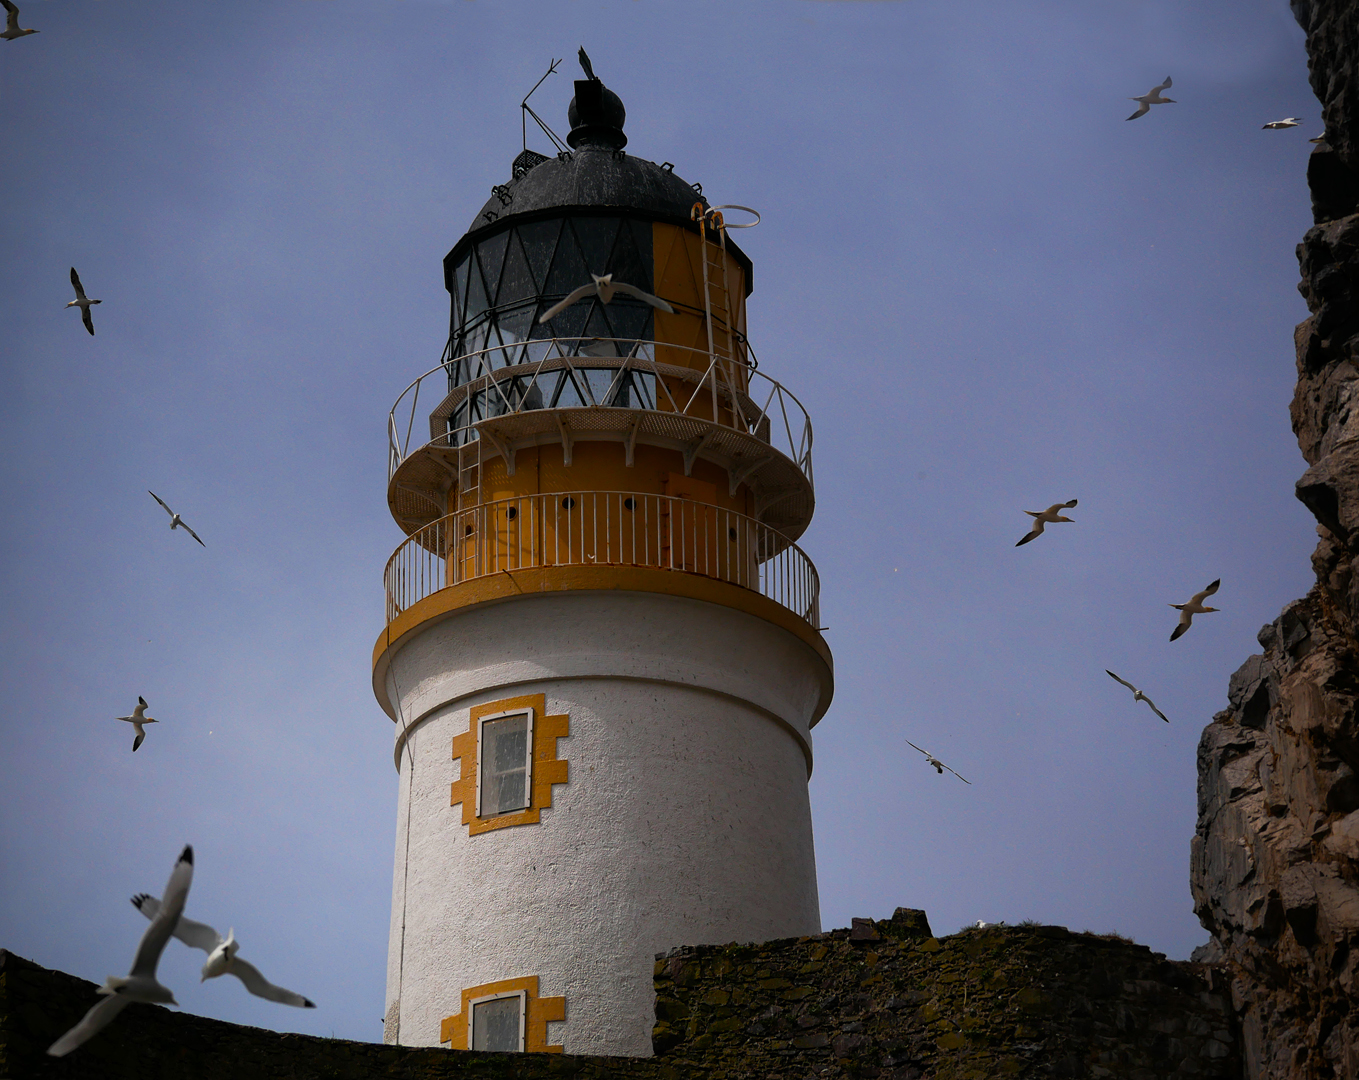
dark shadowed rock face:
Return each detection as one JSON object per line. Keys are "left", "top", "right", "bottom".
{"left": 1191, "top": 2, "right": 1359, "bottom": 1077}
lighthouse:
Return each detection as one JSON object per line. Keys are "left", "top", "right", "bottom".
{"left": 374, "top": 57, "right": 833, "bottom": 1057}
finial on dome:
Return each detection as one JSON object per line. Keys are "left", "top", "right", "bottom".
{"left": 578, "top": 47, "right": 597, "bottom": 82}
{"left": 567, "top": 49, "right": 626, "bottom": 150}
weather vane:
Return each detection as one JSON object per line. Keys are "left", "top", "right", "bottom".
{"left": 520, "top": 57, "right": 569, "bottom": 155}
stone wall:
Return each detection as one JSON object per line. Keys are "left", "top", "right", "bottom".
{"left": 1189, "top": 2, "right": 1359, "bottom": 1078}
{"left": 4, "top": 911, "right": 1239, "bottom": 1079}
{"left": 652, "top": 909, "right": 1238, "bottom": 1080}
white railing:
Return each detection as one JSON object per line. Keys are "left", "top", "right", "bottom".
{"left": 383, "top": 490, "right": 820, "bottom": 629}
{"left": 387, "top": 337, "right": 813, "bottom": 487}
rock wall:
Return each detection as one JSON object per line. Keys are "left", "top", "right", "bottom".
{"left": 1189, "top": 2, "right": 1359, "bottom": 1077}
{"left": 652, "top": 909, "right": 1238, "bottom": 1080}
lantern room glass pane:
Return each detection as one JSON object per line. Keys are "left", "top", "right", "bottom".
{"left": 447, "top": 215, "right": 657, "bottom": 387}
{"left": 471, "top": 995, "right": 522, "bottom": 1052}
{"left": 477, "top": 231, "right": 509, "bottom": 302}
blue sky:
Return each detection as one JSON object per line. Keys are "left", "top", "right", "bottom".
{"left": 0, "top": 0, "right": 1319, "bottom": 1045}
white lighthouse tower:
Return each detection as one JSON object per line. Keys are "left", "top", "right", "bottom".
{"left": 375, "top": 60, "right": 833, "bottom": 1057}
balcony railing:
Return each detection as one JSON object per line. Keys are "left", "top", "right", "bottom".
{"left": 388, "top": 337, "right": 813, "bottom": 489}
{"left": 383, "top": 490, "right": 820, "bottom": 630}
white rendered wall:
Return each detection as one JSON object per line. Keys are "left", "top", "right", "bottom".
{"left": 380, "top": 590, "right": 830, "bottom": 1057}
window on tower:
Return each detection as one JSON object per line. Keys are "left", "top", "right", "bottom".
{"left": 469, "top": 990, "right": 526, "bottom": 1052}
{"left": 476, "top": 709, "right": 533, "bottom": 817}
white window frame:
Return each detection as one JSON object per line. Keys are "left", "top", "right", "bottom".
{"left": 468, "top": 989, "right": 527, "bottom": 1052}
{"left": 474, "top": 708, "right": 535, "bottom": 818}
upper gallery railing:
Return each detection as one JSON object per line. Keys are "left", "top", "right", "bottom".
{"left": 383, "top": 490, "right": 820, "bottom": 630}
{"left": 388, "top": 337, "right": 813, "bottom": 487}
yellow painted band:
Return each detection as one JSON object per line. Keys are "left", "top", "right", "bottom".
{"left": 371, "top": 566, "right": 833, "bottom": 723}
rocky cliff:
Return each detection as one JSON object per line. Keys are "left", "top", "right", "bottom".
{"left": 1190, "top": 2, "right": 1359, "bottom": 1077}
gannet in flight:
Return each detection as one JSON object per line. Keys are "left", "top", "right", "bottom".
{"left": 117, "top": 696, "right": 158, "bottom": 751}
{"left": 1105, "top": 670, "right": 1170, "bottom": 723}
{"left": 906, "top": 740, "right": 971, "bottom": 784}
{"left": 1310, "top": 134, "right": 1327, "bottom": 144}
{"left": 538, "top": 274, "right": 674, "bottom": 324}
{"left": 1169, "top": 578, "right": 1220, "bottom": 641}
{"left": 148, "top": 491, "right": 206, "bottom": 546}
{"left": 48, "top": 846, "right": 193, "bottom": 1057}
{"left": 132, "top": 895, "right": 316, "bottom": 1008}
{"left": 1, "top": 0, "right": 38, "bottom": 40}
{"left": 1015, "top": 499, "right": 1078, "bottom": 547}
{"left": 66, "top": 268, "right": 100, "bottom": 335}
{"left": 1126, "top": 77, "right": 1175, "bottom": 121}
{"left": 1262, "top": 117, "right": 1302, "bottom": 129}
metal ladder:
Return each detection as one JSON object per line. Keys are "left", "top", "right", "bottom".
{"left": 693, "top": 206, "right": 740, "bottom": 428}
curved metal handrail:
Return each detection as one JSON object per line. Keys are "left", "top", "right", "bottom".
{"left": 387, "top": 337, "right": 813, "bottom": 488}
{"left": 382, "top": 490, "right": 820, "bottom": 630}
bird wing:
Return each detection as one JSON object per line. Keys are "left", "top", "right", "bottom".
{"left": 942, "top": 762, "right": 972, "bottom": 784}
{"left": 538, "top": 284, "right": 596, "bottom": 324}
{"left": 1106, "top": 670, "right": 1137, "bottom": 693}
{"left": 82, "top": 306, "right": 95, "bottom": 335}
{"left": 1169, "top": 613, "right": 1192, "bottom": 641}
{"left": 131, "top": 893, "right": 222, "bottom": 953}
{"left": 1156, "top": 77, "right": 1172, "bottom": 92}
{"left": 228, "top": 957, "right": 316, "bottom": 1008}
{"left": 1192, "top": 579, "right": 1221, "bottom": 604}
{"left": 130, "top": 846, "right": 193, "bottom": 978}
{"left": 905, "top": 740, "right": 930, "bottom": 758}
{"left": 1142, "top": 697, "right": 1170, "bottom": 723}
{"left": 1015, "top": 521, "right": 1044, "bottom": 546}
{"left": 132, "top": 731, "right": 144, "bottom": 752}
{"left": 181, "top": 522, "right": 206, "bottom": 547}
{"left": 610, "top": 281, "right": 676, "bottom": 313}
{"left": 577, "top": 46, "right": 596, "bottom": 81}
{"left": 1126, "top": 102, "right": 1150, "bottom": 121}
{"left": 148, "top": 491, "right": 175, "bottom": 518}
{"left": 139, "top": 696, "right": 148, "bottom": 708}
{"left": 1042, "top": 503, "right": 1069, "bottom": 515}
{"left": 1062, "top": 499, "right": 1078, "bottom": 508}
{"left": 47, "top": 993, "right": 131, "bottom": 1057}
{"left": 70, "top": 267, "right": 87, "bottom": 301}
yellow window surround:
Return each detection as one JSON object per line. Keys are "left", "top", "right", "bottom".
{"left": 439, "top": 975, "right": 565, "bottom": 1052}
{"left": 451, "top": 693, "right": 569, "bottom": 836}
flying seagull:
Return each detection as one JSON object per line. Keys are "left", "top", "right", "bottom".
{"left": 538, "top": 274, "right": 674, "bottom": 325}
{"left": 1015, "top": 499, "right": 1078, "bottom": 547}
{"left": 117, "top": 696, "right": 158, "bottom": 752}
{"left": 66, "top": 268, "right": 100, "bottom": 335}
{"left": 906, "top": 740, "right": 971, "bottom": 784}
{"left": 1169, "top": 578, "right": 1220, "bottom": 641}
{"left": 48, "top": 846, "right": 193, "bottom": 1057}
{"left": 132, "top": 895, "right": 316, "bottom": 1008}
{"left": 1105, "top": 670, "right": 1170, "bottom": 723}
{"left": 1126, "top": 77, "right": 1175, "bottom": 121}
{"left": 1, "top": 0, "right": 38, "bottom": 40}
{"left": 1262, "top": 117, "right": 1302, "bottom": 130}
{"left": 148, "top": 491, "right": 206, "bottom": 547}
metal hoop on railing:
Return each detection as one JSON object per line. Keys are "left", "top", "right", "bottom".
{"left": 708, "top": 204, "right": 760, "bottom": 229}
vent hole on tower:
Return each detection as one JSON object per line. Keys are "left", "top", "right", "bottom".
{"left": 623, "top": 498, "right": 636, "bottom": 511}
{"left": 562, "top": 497, "right": 576, "bottom": 510}
{"left": 465, "top": 525, "right": 474, "bottom": 537}
{"left": 728, "top": 527, "right": 738, "bottom": 541}
{"left": 507, "top": 506, "right": 517, "bottom": 520}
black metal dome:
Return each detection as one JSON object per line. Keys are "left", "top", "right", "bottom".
{"left": 447, "top": 76, "right": 751, "bottom": 289}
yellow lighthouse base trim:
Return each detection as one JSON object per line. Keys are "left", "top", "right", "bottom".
{"left": 450, "top": 694, "right": 570, "bottom": 836}
{"left": 439, "top": 975, "right": 565, "bottom": 1052}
